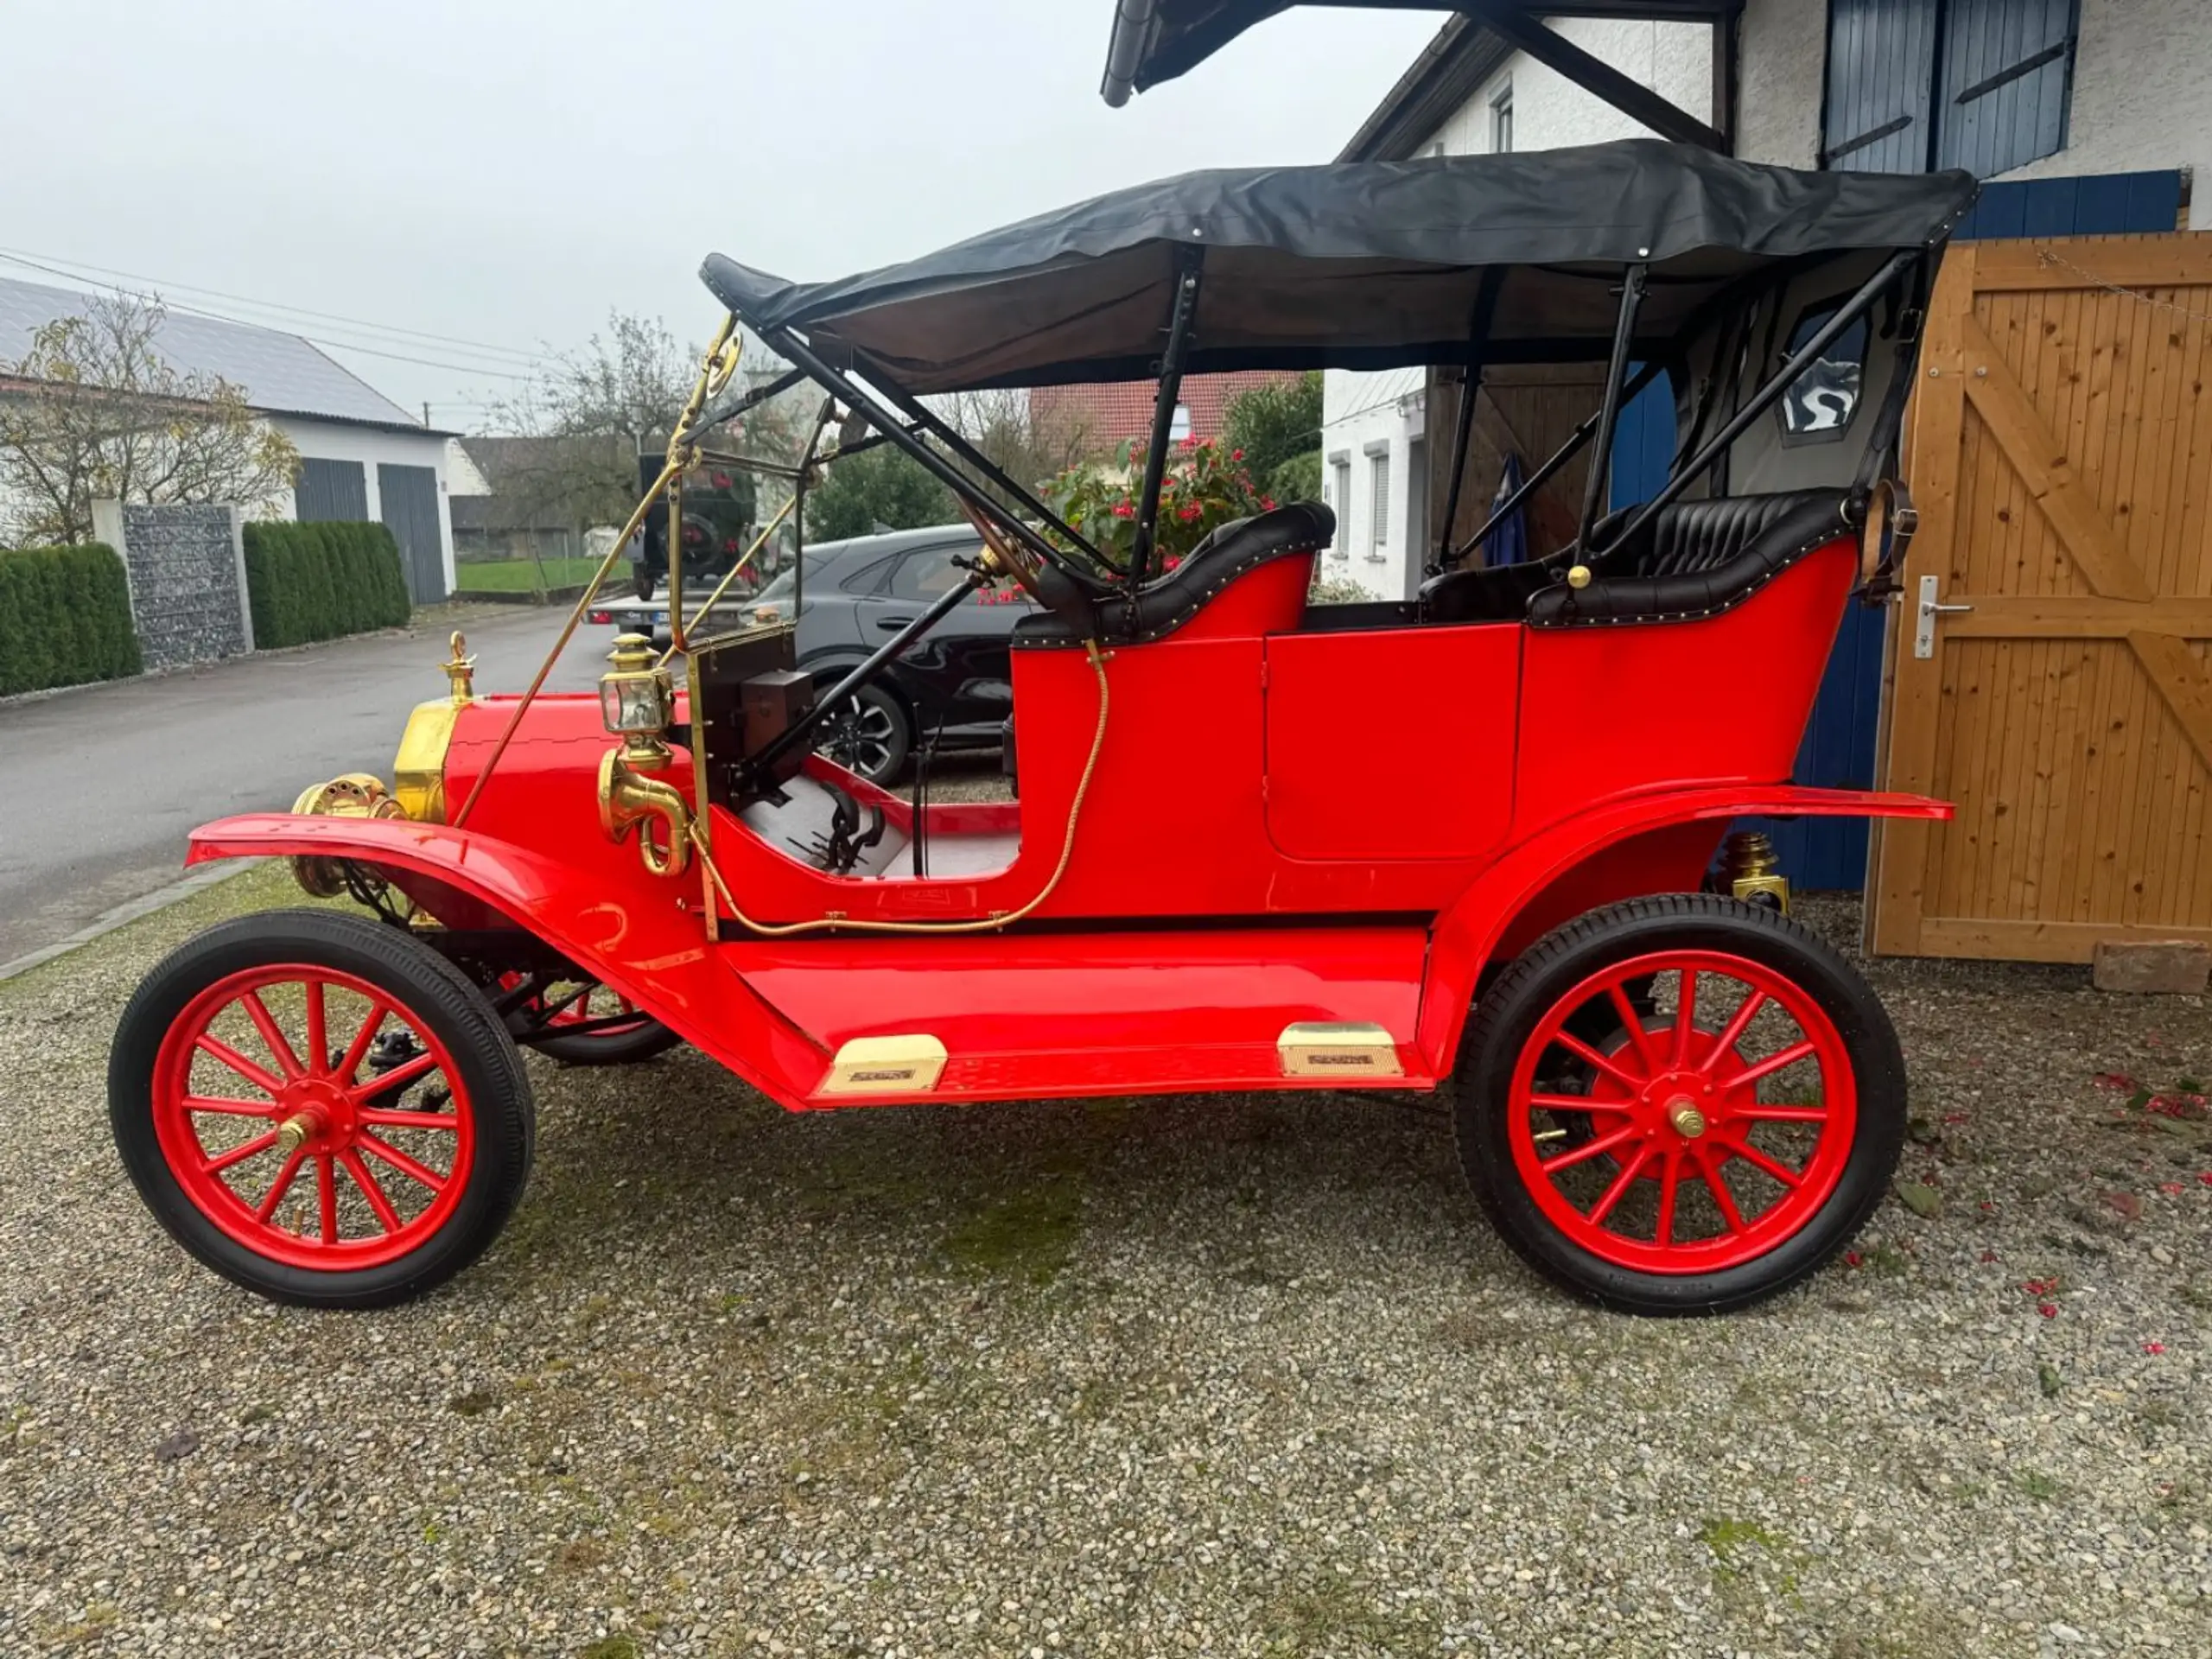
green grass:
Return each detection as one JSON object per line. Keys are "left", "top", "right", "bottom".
{"left": 454, "top": 556, "right": 603, "bottom": 593}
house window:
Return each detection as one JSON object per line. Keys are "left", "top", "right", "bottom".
{"left": 1168, "top": 403, "right": 1192, "bottom": 443}
{"left": 1776, "top": 302, "right": 1871, "bottom": 444}
{"left": 1821, "top": 0, "right": 2079, "bottom": 180}
{"left": 1490, "top": 82, "right": 1514, "bottom": 155}
{"left": 1328, "top": 454, "right": 1351, "bottom": 558}
{"left": 1365, "top": 445, "right": 1390, "bottom": 559}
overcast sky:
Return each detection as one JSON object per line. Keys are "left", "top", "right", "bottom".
{"left": 2, "top": 0, "right": 1439, "bottom": 429}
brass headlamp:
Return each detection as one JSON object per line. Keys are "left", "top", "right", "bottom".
{"left": 599, "top": 632, "right": 675, "bottom": 749}
{"left": 596, "top": 633, "right": 691, "bottom": 877}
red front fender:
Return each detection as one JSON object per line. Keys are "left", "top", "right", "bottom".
{"left": 1415, "top": 786, "right": 1952, "bottom": 1076}
{"left": 186, "top": 815, "right": 830, "bottom": 1104}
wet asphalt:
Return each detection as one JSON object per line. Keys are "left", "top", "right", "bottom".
{"left": 0, "top": 604, "right": 601, "bottom": 967}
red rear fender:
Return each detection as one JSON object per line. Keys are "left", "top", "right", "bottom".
{"left": 1416, "top": 785, "right": 1952, "bottom": 1075}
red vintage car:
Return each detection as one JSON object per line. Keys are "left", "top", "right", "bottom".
{"left": 110, "top": 141, "right": 1975, "bottom": 1313}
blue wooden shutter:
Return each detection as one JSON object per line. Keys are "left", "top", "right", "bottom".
{"left": 1821, "top": 0, "right": 1941, "bottom": 173}
{"left": 1936, "top": 0, "right": 2079, "bottom": 178}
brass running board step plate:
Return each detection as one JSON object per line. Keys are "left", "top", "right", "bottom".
{"left": 1277, "top": 1022, "right": 1403, "bottom": 1079}
{"left": 820, "top": 1033, "right": 949, "bottom": 1095}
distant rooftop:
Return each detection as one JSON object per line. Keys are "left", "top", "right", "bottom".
{"left": 0, "top": 274, "right": 436, "bottom": 434}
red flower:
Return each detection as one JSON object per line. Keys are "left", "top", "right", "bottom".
{"left": 2143, "top": 1341, "right": 2167, "bottom": 1355}
{"left": 1110, "top": 502, "right": 1135, "bottom": 518}
{"left": 1231, "top": 448, "right": 1244, "bottom": 461}
{"left": 1843, "top": 1250, "right": 1862, "bottom": 1268}
{"left": 1261, "top": 497, "right": 1276, "bottom": 511}
{"left": 2037, "top": 1303, "right": 2058, "bottom": 1319}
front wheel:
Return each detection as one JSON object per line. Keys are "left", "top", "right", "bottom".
{"left": 1455, "top": 894, "right": 1904, "bottom": 1315}
{"left": 110, "top": 909, "right": 535, "bottom": 1309}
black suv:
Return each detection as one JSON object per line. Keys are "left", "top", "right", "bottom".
{"left": 751, "top": 524, "right": 1034, "bottom": 783}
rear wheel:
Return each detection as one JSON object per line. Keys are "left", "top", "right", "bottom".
{"left": 1455, "top": 894, "right": 1904, "bottom": 1314}
{"left": 110, "top": 909, "right": 534, "bottom": 1309}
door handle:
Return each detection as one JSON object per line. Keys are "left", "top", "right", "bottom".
{"left": 876, "top": 616, "right": 916, "bottom": 632}
{"left": 1913, "top": 575, "right": 1973, "bottom": 659}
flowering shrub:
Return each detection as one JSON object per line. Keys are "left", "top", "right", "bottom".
{"left": 1039, "top": 436, "right": 1274, "bottom": 574}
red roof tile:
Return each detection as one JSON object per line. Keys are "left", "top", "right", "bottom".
{"left": 1030, "top": 371, "right": 1301, "bottom": 454}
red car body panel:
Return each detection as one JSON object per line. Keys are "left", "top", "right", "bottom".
{"left": 187, "top": 534, "right": 1952, "bottom": 1112}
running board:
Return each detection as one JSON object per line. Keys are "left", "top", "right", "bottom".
{"left": 725, "top": 926, "right": 1435, "bottom": 1105}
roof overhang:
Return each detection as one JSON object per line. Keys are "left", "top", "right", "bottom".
{"left": 1102, "top": 2, "right": 1742, "bottom": 154}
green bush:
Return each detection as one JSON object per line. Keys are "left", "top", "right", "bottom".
{"left": 243, "top": 520, "right": 410, "bottom": 648}
{"left": 0, "top": 543, "right": 143, "bottom": 696}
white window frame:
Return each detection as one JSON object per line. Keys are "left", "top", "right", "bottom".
{"left": 1363, "top": 442, "right": 1390, "bottom": 563}
{"left": 1327, "top": 452, "right": 1351, "bottom": 559}
{"left": 1490, "top": 80, "right": 1514, "bottom": 155}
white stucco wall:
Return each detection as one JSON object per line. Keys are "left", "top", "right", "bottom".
{"left": 268, "top": 417, "right": 457, "bottom": 596}
{"left": 1733, "top": 0, "right": 1825, "bottom": 168}
{"left": 1319, "top": 365, "right": 1424, "bottom": 601}
{"left": 1323, "top": 16, "right": 1712, "bottom": 589}
{"left": 1737, "top": 0, "right": 2209, "bottom": 226}
{"left": 1428, "top": 18, "right": 1713, "bottom": 155}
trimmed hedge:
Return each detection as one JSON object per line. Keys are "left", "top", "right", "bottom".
{"left": 243, "top": 521, "right": 410, "bottom": 648}
{"left": 0, "top": 543, "right": 143, "bottom": 696}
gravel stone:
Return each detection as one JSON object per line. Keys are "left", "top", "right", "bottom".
{"left": 1, "top": 869, "right": 2207, "bottom": 1656}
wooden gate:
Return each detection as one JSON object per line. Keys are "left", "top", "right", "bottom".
{"left": 1870, "top": 233, "right": 2212, "bottom": 960}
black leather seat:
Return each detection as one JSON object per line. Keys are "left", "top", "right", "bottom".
{"left": 1014, "top": 501, "right": 1334, "bottom": 648}
{"left": 1527, "top": 488, "right": 1853, "bottom": 626}
{"left": 1419, "top": 488, "right": 1853, "bottom": 627}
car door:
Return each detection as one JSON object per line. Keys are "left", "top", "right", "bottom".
{"left": 863, "top": 538, "right": 1032, "bottom": 742}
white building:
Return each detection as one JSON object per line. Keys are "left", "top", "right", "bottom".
{"left": 1322, "top": 0, "right": 2209, "bottom": 599}
{"left": 0, "top": 275, "right": 459, "bottom": 600}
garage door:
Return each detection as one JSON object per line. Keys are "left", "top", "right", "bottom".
{"left": 378, "top": 463, "right": 446, "bottom": 603}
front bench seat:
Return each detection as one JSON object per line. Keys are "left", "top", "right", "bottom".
{"left": 1014, "top": 501, "right": 1333, "bottom": 649}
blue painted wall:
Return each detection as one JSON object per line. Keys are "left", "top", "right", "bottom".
{"left": 1603, "top": 168, "right": 2182, "bottom": 890}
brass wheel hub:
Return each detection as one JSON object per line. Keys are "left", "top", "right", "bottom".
{"left": 1667, "top": 1097, "right": 1708, "bottom": 1139}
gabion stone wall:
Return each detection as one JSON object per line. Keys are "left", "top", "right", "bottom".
{"left": 115, "top": 503, "right": 252, "bottom": 670}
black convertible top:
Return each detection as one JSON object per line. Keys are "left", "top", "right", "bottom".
{"left": 700, "top": 143, "right": 1974, "bottom": 395}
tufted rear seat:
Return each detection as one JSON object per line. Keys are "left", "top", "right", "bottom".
{"left": 1421, "top": 488, "right": 1855, "bottom": 627}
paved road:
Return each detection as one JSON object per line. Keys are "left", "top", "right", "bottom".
{"left": 0, "top": 606, "right": 604, "bottom": 966}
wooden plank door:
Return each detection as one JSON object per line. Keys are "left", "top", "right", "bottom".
{"left": 1870, "top": 233, "right": 2212, "bottom": 961}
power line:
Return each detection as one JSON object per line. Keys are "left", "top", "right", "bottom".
{"left": 0, "top": 250, "right": 543, "bottom": 383}
{"left": 0, "top": 243, "right": 546, "bottom": 366}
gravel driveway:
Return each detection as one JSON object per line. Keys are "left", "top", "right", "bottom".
{"left": 3, "top": 868, "right": 2208, "bottom": 1657}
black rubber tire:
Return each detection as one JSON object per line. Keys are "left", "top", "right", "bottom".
{"left": 815, "top": 683, "right": 912, "bottom": 785}
{"left": 109, "top": 909, "right": 536, "bottom": 1310}
{"left": 533, "top": 1018, "right": 682, "bottom": 1068}
{"left": 1453, "top": 893, "right": 1906, "bottom": 1316}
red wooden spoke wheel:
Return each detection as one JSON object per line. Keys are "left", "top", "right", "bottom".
{"left": 1456, "top": 896, "right": 1904, "bottom": 1315}
{"left": 1506, "top": 950, "right": 1855, "bottom": 1275}
{"left": 111, "top": 910, "right": 534, "bottom": 1308}
{"left": 150, "top": 965, "right": 477, "bottom": 1272}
